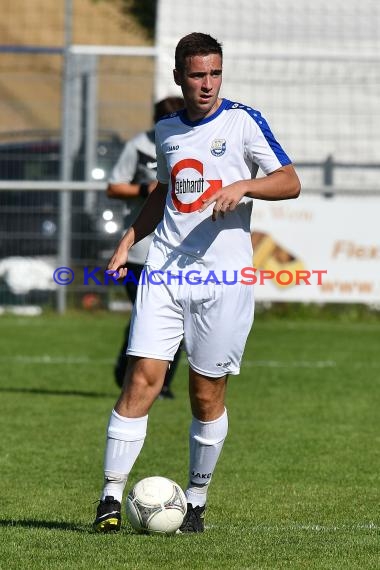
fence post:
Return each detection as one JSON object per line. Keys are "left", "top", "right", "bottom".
{"left": 323, "top": 154, "right": 334, "bottom": 197}
{"left": 58, "top": 0, "right": 74, "bottom": 314}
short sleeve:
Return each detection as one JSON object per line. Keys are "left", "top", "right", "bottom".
{"left": 155, "top": 124, "right": 170, "bottom": 184}
{"left": 108, "top": 139, "right": 139, "bottom": 184}
{"left": 244, "top": 109, "right": 292, "bottom": 175}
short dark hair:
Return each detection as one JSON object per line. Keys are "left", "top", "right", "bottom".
{"left": 175, "top": 32, "right": 223, "bottom": 74}
{"left": 154, "top": 96, "right": 184, "bottom": 122}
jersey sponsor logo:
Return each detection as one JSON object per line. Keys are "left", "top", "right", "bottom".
{"left": 171, "top": 158, "right": 222, "bottom": 213}
{"left": 210, "top": 138, "right": 226, "bottom": 157}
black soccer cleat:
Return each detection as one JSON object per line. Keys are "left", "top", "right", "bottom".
{"left": 178, "top": 503, "right": 206, "bottom": 533}
{"left": 93, "top": 495, "right": 121, "bottom": 533}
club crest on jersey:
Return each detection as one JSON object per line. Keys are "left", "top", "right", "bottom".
{"left": 210, "top": 138, "right": 226, "bottom": 157}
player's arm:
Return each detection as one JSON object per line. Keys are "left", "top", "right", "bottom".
{"left": 244, "top": 164, "right": 300, "bottom": 200}
{"left": 106, "top": 182, "right": 167, "bottom": 278}
{"left": 200, "top": 164, "right": 300, "bottom": 221}
{"left": 107, "top": 180, "right": 157, "bottom": 199}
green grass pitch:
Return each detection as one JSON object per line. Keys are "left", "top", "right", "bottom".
{"left": 0, "top": 310, "right": 379, "bottom": 569}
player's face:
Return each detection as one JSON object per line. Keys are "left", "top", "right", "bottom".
{"left": 174, "top": 53, "right": 223, "bottom": 122}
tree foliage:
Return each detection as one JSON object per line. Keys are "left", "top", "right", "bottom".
{"left": 92, "top": 0, "right": 157, "bottom": 38}
{"left": 122, "top": 0, "right": 157, "bottom": 37}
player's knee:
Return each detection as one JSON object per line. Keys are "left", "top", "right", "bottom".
{"left": 127, "top": 357, "right": 165, "bottom": 389}
{"left": 191, "top": 393, "right": 225, "bottom": 421}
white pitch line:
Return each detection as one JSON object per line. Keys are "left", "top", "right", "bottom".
{"left": 244, "top": 360, "right": 380, "bottom": 369}
{"left": 0, "top": 356, "right": 336, "bottom": 367}
{"left": 0, "top": 356, "right": 379, "bottom": 369}
{"left": 0, "top": 355, "right": 114, "bottom": 364}
{"left": 257, "top": 321, "right": 380, "bottom": 332}
{"left": 0, "top": 354, "right": 380, "bottom": 368}
{"left": 206, "top": 522, "right": 379, "bottom": 532}
{"left": 243, "top": 360, "right": 336, "bottom": 368}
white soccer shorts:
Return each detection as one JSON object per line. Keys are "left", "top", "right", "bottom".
{"left": 126, "top": 265, "right": 255, "bottom": 377}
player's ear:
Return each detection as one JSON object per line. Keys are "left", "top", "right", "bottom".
{"left": 173, "top": 68, "right": 181, "bottom": 86}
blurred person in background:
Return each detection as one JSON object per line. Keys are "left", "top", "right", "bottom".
{"left": 107, "top": 96, "right": 184, "bottom": 398}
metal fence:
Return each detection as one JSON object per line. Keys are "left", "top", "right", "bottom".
{"left": 1, "top": 0, "right": 380, "bottom": 312}
{"left": 0, "top": 181, "right": 120, "bottom": 313}
{"left": 0, "top": 41, "right": 156, "bottom": 312}
{"left": 2, "top": 176, "right": 379, "bottom": 313}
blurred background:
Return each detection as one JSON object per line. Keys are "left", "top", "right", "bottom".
{"left": 0, "top": 0, "right": 379, "bottom": 313}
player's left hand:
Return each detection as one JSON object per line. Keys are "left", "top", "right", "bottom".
{"left": 199, "top": 181, "right": 247, "bottom": 221}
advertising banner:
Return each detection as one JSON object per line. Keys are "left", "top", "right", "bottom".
{"left": 251, "top": 194, "right": 380, "bottom": 303}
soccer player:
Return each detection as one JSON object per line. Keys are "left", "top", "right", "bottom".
{"left": 107, "top": 96, "right": 184, "bottom": 397}
{"left": 93, "top": 32, "right": 300, "bottom": 533}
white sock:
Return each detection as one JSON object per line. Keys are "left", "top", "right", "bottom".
{"left": 101, "top": 409, "right": 148, "bottom": 503}
{"left": 185, "top": 408, "right": 228, "bottom": 508}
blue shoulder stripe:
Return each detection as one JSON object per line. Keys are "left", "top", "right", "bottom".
{"left": 226, "top": 100, "right": 292, "bottom": 166}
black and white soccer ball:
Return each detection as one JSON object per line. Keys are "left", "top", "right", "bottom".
{"left": 126, "top": 476, "right": 187, "bottom": 534}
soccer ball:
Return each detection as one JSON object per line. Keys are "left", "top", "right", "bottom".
{"left": 126, "top": 476, "right": 187, "bottom": 534}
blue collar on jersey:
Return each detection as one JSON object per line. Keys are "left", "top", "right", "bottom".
{"left": 179, "top": 98, "right": 231, "bottom": 126}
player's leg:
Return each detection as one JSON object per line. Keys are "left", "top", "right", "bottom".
{"left": 113, "top": 319, "right": 131, "bottom": 388}
{"left": 94, "top": 271, "right": 183, "bottom": 532}
{"left": 179, "top": 371, "right": 228, "bottom": 533}
{"left": 179, "top": 280, "right": 254, "bottom": 532}
{"left": 115, "top": 356, "right": 169, "bottom": 417}
{"left": 159, "top": 343, "right": 182, "bottom": 399}
{"left": 116, "top": 325, "right": 181, "bottom": 400}
{"left": 94, "top": 356, "right": 168, "bottom": 532}
{"left": 115, "top": 261, "right": 180, "bottom": 399}
{"left": 113, "top": 262, "right": 142, "bottom": 388}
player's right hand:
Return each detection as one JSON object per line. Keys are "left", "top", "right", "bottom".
{"left": 106, "top": 227, "right": 136, "bottom": 279}
{"left": 106, "top": 245, "right": 130, "bottom": 280}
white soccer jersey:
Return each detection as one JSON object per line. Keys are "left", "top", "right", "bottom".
{"left": 148, "top": 98, "right": 292, "bottom": 272}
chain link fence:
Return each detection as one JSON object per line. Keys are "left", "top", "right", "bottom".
{"left": 1, "top": 0, "right": 379, "bottom": 312}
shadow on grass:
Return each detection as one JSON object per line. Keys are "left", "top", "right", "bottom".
{"left": 0, "top": 518, "right": 138, "bottom": 536}
{"left": 0, "top": 387, "right": 116, "bottom": 398}
{"left": 0, "top": 518, "right": 90, "bottom": 533}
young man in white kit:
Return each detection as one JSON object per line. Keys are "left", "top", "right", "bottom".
{"left": 94, "top": 32, "right": 300, "bottom": 533}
